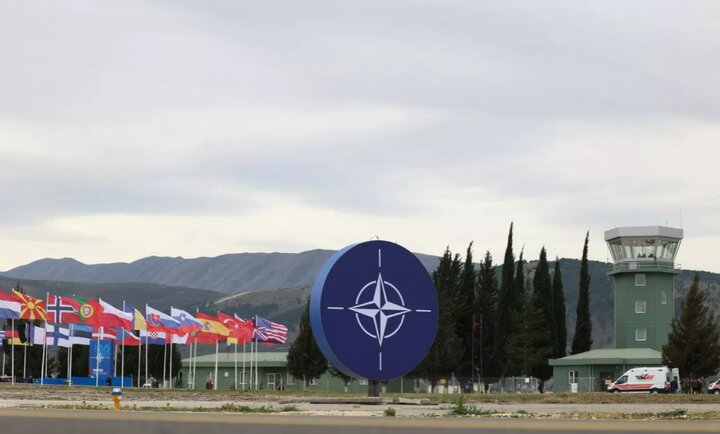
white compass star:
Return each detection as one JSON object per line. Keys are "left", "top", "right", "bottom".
{"left": 349, "top": 272, "right": 411, "bottom": 346}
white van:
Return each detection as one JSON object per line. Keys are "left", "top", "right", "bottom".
{"left": 607, "top": 367, "right": 677, "bottom": 393}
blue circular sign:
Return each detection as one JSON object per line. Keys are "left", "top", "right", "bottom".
{"left": 310, "top": 240, "right": 438, "bottom": 381}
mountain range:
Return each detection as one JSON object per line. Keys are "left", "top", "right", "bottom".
{"left": 3, "top": 252, "right": 720, "bottom": 351}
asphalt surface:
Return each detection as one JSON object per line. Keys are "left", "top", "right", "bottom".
{"left": 1, "top": 409, "right": 719, "bottom": 434}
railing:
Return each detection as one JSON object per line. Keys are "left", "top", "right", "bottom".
{"left": 607, "top": 261, "right": 681, "bottom": 274}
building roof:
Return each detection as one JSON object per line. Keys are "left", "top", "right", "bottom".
{"left": 181, "top": 351, "right": 288, "bottom": 368}
{"left": 604, "top": 226, "right": 683, "bottom": 242}
{"left": 549, "top": 348, "right": 662, "bottom": 366}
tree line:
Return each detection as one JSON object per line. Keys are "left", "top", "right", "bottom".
{"left": 288, "top": 224, "right": 595, "bottom": 387}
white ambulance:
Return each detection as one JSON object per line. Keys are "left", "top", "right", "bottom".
{"left": 708, "top": 378, "right": 720, "bottom": 394}
{"left": 607, "top": 367, "right": 677, "bottom": 393}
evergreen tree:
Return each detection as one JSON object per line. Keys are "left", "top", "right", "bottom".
{"left": 456, "top": 242, "right": 477, "bottom": 378}
{"left": 514, "top": 249, "right": 525, "bottom": 296}
{"left": 475, "top": 251, "right": 498, "bottom": 381}
{"left": 552, "top": 258, "right": 567, "bottom": 358}
{"left": 286, "top": 302, "right": 327, "bottom": 387}
{"left": 530, "top": 247, "right": 555, "bottom": 380}
{"left": 571, "top": 231, "right": 592, "bottom": 354}
{"left": 503, "top": 292, "right": 553, "bottom": 378}
{"left": 414, "top": 247, "right": 462, "bottom": 389}
{"left": 662, "top": 274, "right": 720, "bottom": 379}
{"left": 494, "top": 223, "right": 516, "bottom": 375}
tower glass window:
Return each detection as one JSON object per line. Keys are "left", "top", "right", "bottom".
{"left": 635, "top": 274, "right": 646, "bottom": 286}
{"left": 635, "top": 300, "right": 646, "bottom": 313}
{"left": 635, "top": 328, "right": 647, "bottom": 341}
{"left": 661, "top": 291, "right": 668, "bottom": 304}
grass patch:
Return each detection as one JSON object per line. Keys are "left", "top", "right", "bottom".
{"left": 384, "top": 407, "right": 397, "bottom": 417}
{"left": 449, "top": 396, "right": 498, "bottom": 417}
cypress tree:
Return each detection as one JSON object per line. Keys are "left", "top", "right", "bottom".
{"left": 571, "top": 231, "right": 592, "bottom": 354}
{"left": 662, "top": 274, "right": 720, "bottom": 378}
{"left": 504, "top": 292, "right": 553, "bottom": 378}
{"left": 552, "top": 258, "right": 567, "bottom": 358}
{"left": 514, "top": 249, "right": 525, "bottom": 296}
{"left": 414, "top": 247, "right": 462, "bottom": 389}
{"left": 494, "top": 223, "right": 516, "bottom": 375}
{"left": 475, "top": 251, "right": 498, "bottom": 381}
{"left": 530, "top": 247, "right": 554, "bottom": 380}
{"left": 456, "top": 242, "right": 477, "bottom": 378}
{"left": 287, "top": 302, "right": 328, "bottom": 387}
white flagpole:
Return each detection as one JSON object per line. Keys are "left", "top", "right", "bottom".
{"left": 193, "top": 338, "right": 198, "bottom": 389}
{"left": 137, "top": 337, "right": 141, "bottom": 388}
{"left": 95, "top": 326, "right": 101, "bottom": 387}
{"left": 234, "top": 342, "right": 238, "bottom": 390}
{"left": 144, "top": 304, "right": 148, "bottom": 386}
{"left": 169, "top": 337, "right": 173, "bottom": 389}
{"left": 1, "top": 344, "right": 5, "bottom": 378}
{"left": 22, "top": 342, "right": 26, "bottom": 382}
{"left": 44, "top": 292, "right": 49, "bottom": 381}
{"left": 162, "top": 337, "right": 167, "bottom": 389}
{"left": 68, "top": 324, "right": 73, "bottom": 385}
{"left": 11, "top": 318, "right": 15, "bottom": 385}
{"left": 213, "top": 339, "right": 219, "bottom": 390}
{"left": 121, "top": 301, "right": 125, "bottom": 388}
{"left": 254, "top": 340, "right": 258, "bottom": 390}
{"left": 242, "top": 340, "right": 246, "bottom": 390}
{"left": 68, "top": 324, "right": 74, "bottom": 387}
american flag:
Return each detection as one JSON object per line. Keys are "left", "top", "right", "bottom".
{"left": 254, "top": 316, "right": 288, "bottom": 344}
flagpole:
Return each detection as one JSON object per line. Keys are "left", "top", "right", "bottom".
{"left": 214, "top": 339, "right": 219, "bottom": 390}
{"left": 22, "top": 342, "right": 26, "bottom": 382}
{"left": 254, "top": 340, "right": 258, "bottom": 390}
{"left": 42, "top": 291, "right": 49, "bottom": 384}
{"left": 169, "top": 338, "right": 173, "bottom": 389}
{"left": 145, "top": 304, "right": 149, "bottom": 387}
{"left": 11, "top": 318, "right": 15, "bottom": 385}
{"left": 193, "top": 338, "right": 198, "bottom": 389}
{"left": 137, "top": 338, "right": 141, "bottom": 388}
{"left": 121, "top": 301, "right": 125, "bottom": 388}
{"left": 162, "top": 337, "right": 167, "bottom": 389}
{"left": 234, "top": 342, "right": 238, "bottom": 390}
{"left": 95, "top": 326, "right": 101, "bottom": 387}
{"left": 242, "top": 340, "right": 246, "bottom": 390}
{"left": 68, "top": 324, "right": 73, "bottom": 386}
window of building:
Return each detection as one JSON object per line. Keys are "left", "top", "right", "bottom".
{"left": 286, "top": 373, "right": 295, "bottom": 385}
{"left": 569, "top": 370, "right": 580, "bottom": 384}
{"left": 359, "top": 379, "right": 368, "bottom": 385}
{"left": 309, "top": 377, "right": 318, "bottom": 386}
{"left": 661, "top": 291, "right": 668, "bottom": 304}
{"left": 635, "top": 274, "right": 646, "bottom": 286}
{"left": 224, "top": 371, "right": 229, "bottom": 378}
{"left": 636, "top": 328, "right": 647, "bottom": 341}
{"left": 635, "top": 300, "right": 646, "bottom": 314}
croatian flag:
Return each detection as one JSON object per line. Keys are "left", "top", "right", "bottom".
{"left": 170, "top": 307, "right": 203, "bottom": 334}
{"left": 0, "top": 290, "right": 21, "bottom": 319}
{"left": 145, "top": 305, "right": 180, "bottom": 333}
{"left": 140, "top": 330, "right": 167, "bottom": 345}
{"left": 253, "top": 316, "right": 288, "bottom": 344}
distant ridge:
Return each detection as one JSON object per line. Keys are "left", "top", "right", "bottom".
{"left": 3, "top": 249, "right": 441, "bottom": 294}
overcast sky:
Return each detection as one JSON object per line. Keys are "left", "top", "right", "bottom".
{"left": 1, "top": 1, "right": 719, "bottom": 272}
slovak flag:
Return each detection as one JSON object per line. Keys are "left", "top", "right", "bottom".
{"left": 46, "top": 294, "right": 82, "bottom": 324}
{"left": 0, "top": 290, "right": 21, "bottom": 319}
{"left": 145, "top": 305, "right": 180, "bottom": 333}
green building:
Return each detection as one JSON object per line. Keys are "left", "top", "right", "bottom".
{"left": 550, "top": 226, "right": 683, "bottom": 392}
{"left": 179, "top": 351, "right": 416, "bottom": 393}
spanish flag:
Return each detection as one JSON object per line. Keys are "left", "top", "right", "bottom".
{"left": 12, "top": 290, "right": 46, "bottom": 321}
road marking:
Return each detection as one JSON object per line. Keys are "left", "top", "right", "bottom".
{"left": 0, "top": 409, "right": 717, "bottom": 432}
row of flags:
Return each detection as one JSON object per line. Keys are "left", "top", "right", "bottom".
{"left": 0, "top": 289, "right": 288, "bottom": 347}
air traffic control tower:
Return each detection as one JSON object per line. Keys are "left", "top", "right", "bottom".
{"left": 605, "top": 226, "right": 683, "bottom": 351}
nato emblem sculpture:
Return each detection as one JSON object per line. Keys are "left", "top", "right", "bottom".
{"left": 310, "top": 240, "right": 439, "bottom": 381}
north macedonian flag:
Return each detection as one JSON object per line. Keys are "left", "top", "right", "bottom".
{"left": 12, "top": 290, "right": 46, "bottom": 321}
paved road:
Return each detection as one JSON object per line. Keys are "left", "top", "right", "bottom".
{"left": 1, "top": 409, "right": 718, "bottom": 434}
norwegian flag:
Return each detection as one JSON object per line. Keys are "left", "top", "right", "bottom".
{"left": 253, "top": 316, "right": 288, "bottom": 344}
{"left": 46, "top": 294, "right": 82, "bottom": 324}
